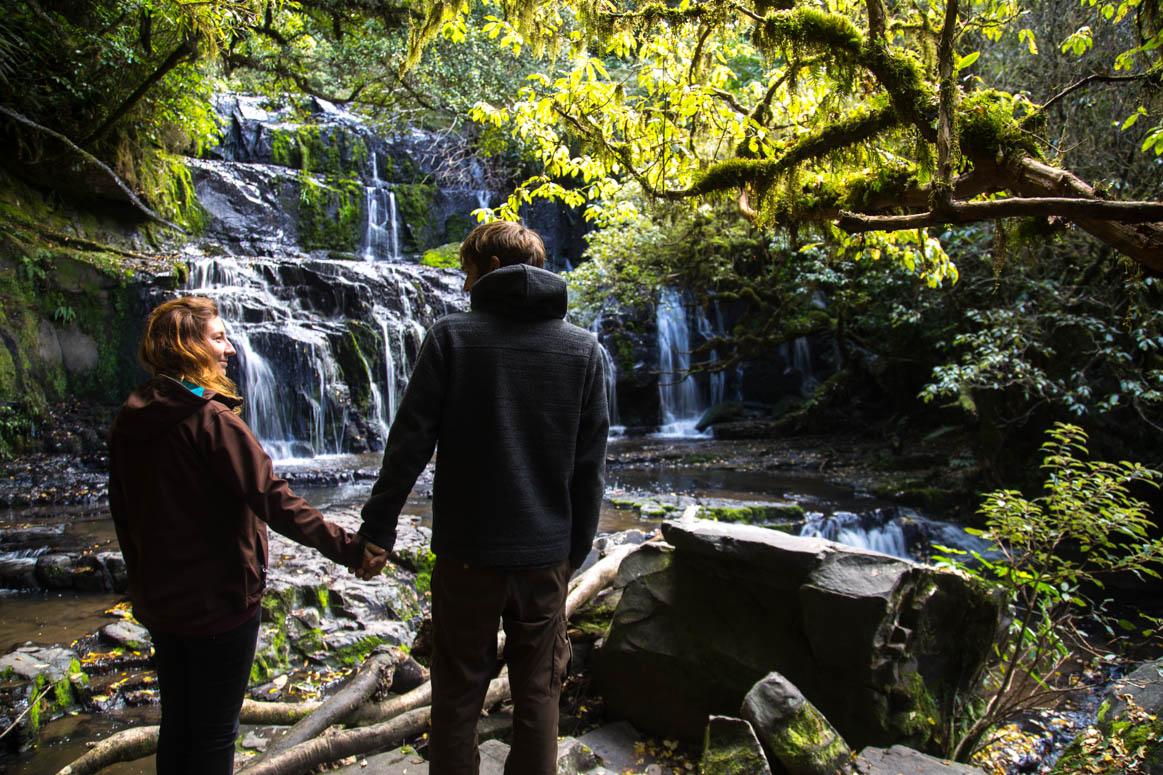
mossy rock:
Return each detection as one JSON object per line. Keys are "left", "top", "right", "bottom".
{"left": 421, "top": 242, "right": 461, "bottom": 269}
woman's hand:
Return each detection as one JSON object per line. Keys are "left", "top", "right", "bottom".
{"left": 354, "top": 540, "right": 389, "bottom": 580}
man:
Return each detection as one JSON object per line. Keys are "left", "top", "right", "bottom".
{"left": 357, "top": 221, "right": 610, "bottom": 774}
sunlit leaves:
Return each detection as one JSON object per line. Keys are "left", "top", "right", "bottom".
{"left": 1060, "top": 25, "right": 1094, "bottom": 55}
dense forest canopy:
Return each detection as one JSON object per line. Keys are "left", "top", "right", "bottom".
{"left": 2, "top": 0, "right": 1163, "bottom": 470}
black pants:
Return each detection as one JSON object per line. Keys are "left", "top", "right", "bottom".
{"left": 429, "top": 557, "right": 572, "bottom": 775}
{"left": 148, "top": 609, "right": 261, "bottom": 775}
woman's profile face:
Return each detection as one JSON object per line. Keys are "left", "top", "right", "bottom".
{"left": 204, "top": 316, "right": 237, "bottom": 376}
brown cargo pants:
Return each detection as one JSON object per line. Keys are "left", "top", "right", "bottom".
{"left": 428, "top": 556, "right": 572, "bottom": 775}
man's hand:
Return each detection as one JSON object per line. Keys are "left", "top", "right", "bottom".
{"left": 355, "top": 540, "right": 389, "bottom": 580}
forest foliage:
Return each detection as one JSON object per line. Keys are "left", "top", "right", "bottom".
{"left": 1, "top": 0, "right": 1163, "bottom": 466}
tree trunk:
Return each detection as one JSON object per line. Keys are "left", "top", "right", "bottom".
{"left": 54, "top": 725, "right": 160, "bottom": 775}
{"left": 81, "top": 36, "right": 201, "bottom": 148}
{"left": 253, "top": 648, "right": 405, "bottom": 762}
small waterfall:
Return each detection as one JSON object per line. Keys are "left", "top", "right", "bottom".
{"left": 782, "top": 336, "right": 819, "bottom": 397}
{"left": 800, "top": 510, "right": 909, "bottom": 558}
{"left": 589, "top": 315, "right": 622, "bottom": 434}
{"left": 655, "top": 289, "right": 707, "bottom": 437}
{"left": 363, "top": 154, "right": 401, "bottom": 261}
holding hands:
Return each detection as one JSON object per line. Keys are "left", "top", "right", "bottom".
{"left": 354, "top": 539, "right": 389, "bottom": 580}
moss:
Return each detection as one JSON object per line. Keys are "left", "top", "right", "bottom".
{"left": 706, "top": 503, "right": 805, "bottom": 524}
{"left": 335, "top": 327, "right": 372, "bottom": 413}
{"left": 612, "top": 332, "right": 636, "bottom": 374}
{"left": 316, "top": 588, "right": 330, "bottom": 612}
{"left": 753, "top": 8, "right": 863, "bottom": 59}
{"left": 393, "top": 183, "right": 438, "bottom": 253}
{"left": 335, "top": 636, "right": 386, "bottom": 667}
{"left": 421, "top": 243, "right": 461, "bottom": 269}
{"left": 270, "top": 126, "right": 369, "bottom": 177}
{"left": 763, "top": 700, "right": 851, "bottom": 774}
{"left": 444, "top": 214, "right": 475, "bottom": 243}
{"left": 958, "top": 89, "right": 1042, "bottom": 162}
{"left": 131, "top": 151, "right": 206, "bottom": 235}
{"left": 296, "top": 173, "right": 364, "bottom": 253}
{"left": 701, "top": 737, "right": 770, "bottom": 775}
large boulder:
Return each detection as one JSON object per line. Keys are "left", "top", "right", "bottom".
{"left": 592, "top": 517, "right": 1001, "bottom": 753}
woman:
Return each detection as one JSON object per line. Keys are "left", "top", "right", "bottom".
{"left": 107, "top": 296, "right": 367, "bottom": 774}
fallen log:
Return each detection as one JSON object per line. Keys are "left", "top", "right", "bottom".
{"left": 238, "top": 673, "right": 510, "bottom": 775}
{"left": 347, "top": 680, "right": 432, "bottom": 726}
{"left": 250, "top": 648, "right": 405, "bottom": 764}
{"left": 54, "top": 725, "right": 160, "bottom": 775}
{"left": 240, "top": 698, "right": 319, "bottom": 725}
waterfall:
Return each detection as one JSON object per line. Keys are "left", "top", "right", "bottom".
{"left": 781, "top": 336, "right": 819, "bottom": 397}
{"left": 363, "top": 154, "right": 401, "bottom": 261}
{"left": 694, "top": 300, "right": 742, "bottom": 407}
{"left": 799, "top": 510, "right": 909, "bottom": 558}
{"left": 655, "top": 289, "right": 707, "bottom": 437}
{"left": 183, "top": 256, "right": 462, "bottom": 461}
{"left": 589, "top": 315, "right": 622, "bottom": 435}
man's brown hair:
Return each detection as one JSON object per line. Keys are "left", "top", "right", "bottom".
{"left": 139, "top": 296, "right": 241, "bottom": 403}
{"left": 460, "top": 221, "right": 546, "bottom": 275}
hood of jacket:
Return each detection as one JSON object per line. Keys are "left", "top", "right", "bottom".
{"left": 470, "top": 264, "right": 567, "bottom": 320}
{"left": 111, "top": 375, "right": 243, "bottom": 442}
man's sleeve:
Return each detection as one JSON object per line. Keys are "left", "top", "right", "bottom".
{"left": 569, "top": 337, "right": 610, "bottom": 568}
{"left": 358, "top": 328, "right": 447, "bottom": 551}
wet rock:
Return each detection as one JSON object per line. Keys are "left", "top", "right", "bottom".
{"left": 35, "top": 553, "right": 75, "bottom": 588}
{"left": 701, "top": 716, "right": 772, "bottom": 775}
{"left": 100, "top": 621, "right": 152, "bottom": 651}
{"left": 575, "top": 720, "right": 660, "bottom": 773}
{"left": 0, "top": 558, "right": 39, "bottom": 589}
{"left": 607, "top": 492, "right": 802, "bottom": 526}
{"left": 853, "top": 745, "right": 985, "bottom": 774}
{"left": 0, "top": 644, "right": 79, "bottom": 683}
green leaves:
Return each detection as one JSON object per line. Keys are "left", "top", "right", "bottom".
{"left": 942, "top": 423, "right": 1163, "bottom": 759}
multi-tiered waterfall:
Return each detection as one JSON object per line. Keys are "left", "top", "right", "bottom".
{"left": 183, "top": 257, "right": 460, "bottom": 459}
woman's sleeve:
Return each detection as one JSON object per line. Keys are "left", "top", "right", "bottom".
{"left": 200, "top": 406, "right": 364, "bottom": 569}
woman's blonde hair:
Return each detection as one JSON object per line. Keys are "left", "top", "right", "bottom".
{"left": 139, "top": 296, "right": 240, "bottom": 402}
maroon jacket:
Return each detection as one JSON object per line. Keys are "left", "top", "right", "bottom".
{"left": 108, "top": 376, "right": 362, "bottom": 635}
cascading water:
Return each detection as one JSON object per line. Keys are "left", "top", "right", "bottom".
{"left": 655, "top": 289, "right": 707, "bottom": 437}
{"left": 781, "top": 336, "right": 820, "bottom": 397}
{"left": 184, "top": 256, "right": 462, "bottom": 460}
{"left": 588, "top": 315, "right": 622, "bottom": 434}
{"left": 694, "top": 300, "right": 743, "bottom": 408}
{"left": 799, "top": 506, "right": 998, "bottom": 563}
{"left": 800, "top": 510, "right": 910, "bottom": 558}
{"left": 363, "top": 154, "right": 401, "bottom": 261}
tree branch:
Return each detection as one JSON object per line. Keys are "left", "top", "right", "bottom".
{"left": 934, "top": 0, "right": 960, "bottom": 211}
{"left": 0, "top": 105, "right": 186, "bottom": 232}
{"left": 81, "top": 35, "right": 201, "bottom": 148}
{"left": 837, "top": 197, "right": 1163, "bottom": 231}
{"left": 1041, "top": 71, "right": 1156, "bottom": 113}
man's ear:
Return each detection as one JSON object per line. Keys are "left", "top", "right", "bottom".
{"left": 489, "top": 256, "right": 501, "bottom": 271}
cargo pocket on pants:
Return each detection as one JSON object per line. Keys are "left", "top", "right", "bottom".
{"left": 552, "top": 614, "right": 572, "bottom": 685}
